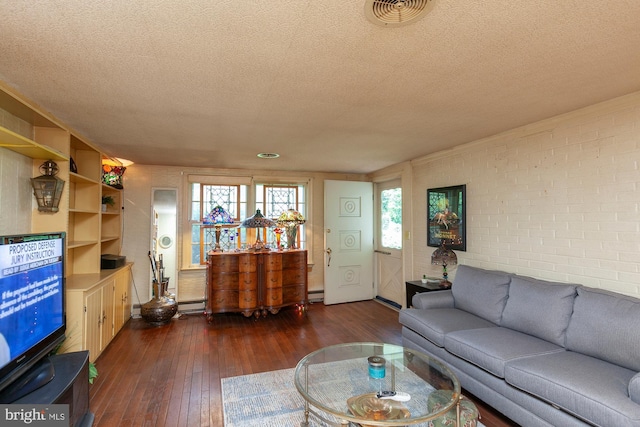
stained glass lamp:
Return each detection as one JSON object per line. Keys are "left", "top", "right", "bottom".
{"left": 241, "top": 209, "right": 276, "bottom": 250}
{"left": 203, "top": 206, "right": 235, "bottom": 252}
{"left": 277, "top": 209, "right": 306, "bottom": 249}
{"left": 431, "top": 241, "right": 457, "bottom": 288}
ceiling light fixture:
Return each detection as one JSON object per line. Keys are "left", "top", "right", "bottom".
{"left": 257, "top": 153, "right": 280, "bottom": 159}
{"left": 364, "top": 0, "right": 436, "bottom": 27}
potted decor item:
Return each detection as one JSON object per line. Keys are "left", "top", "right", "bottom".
{"left": 101, "top": 195, "right": 115, "bottom": 212}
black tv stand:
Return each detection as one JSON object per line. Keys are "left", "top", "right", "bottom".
{"left": 0, "top": 357, "right": 55, "bottom": 403}
{"left": 12, "top": 351, "right": 94, "bottom": 427}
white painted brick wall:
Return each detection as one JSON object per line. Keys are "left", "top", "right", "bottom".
{"left": 412, "top": 93, "right": 640, "bottom": 297}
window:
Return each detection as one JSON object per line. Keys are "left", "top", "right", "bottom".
{"left": 189, "top": 182, "right": 248, "bottom": 265}
{"left": 187, "top": 176, "right": 310, "bottom": 267}
{"left": 380, "top": 186, "right": 402, "bottom": 250}
{"left": 256, "top": 183, "right": 307, "bottom": 249}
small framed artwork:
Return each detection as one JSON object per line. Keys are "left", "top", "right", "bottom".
{"left": 427, "top": 184, "right": 466, "bottom": 251}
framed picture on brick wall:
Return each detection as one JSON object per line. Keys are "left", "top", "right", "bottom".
{"left": 427, "top": 184, "right": 466, "bottom": 251}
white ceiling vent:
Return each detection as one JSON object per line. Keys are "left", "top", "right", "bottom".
{"left": 364, "top": 0, "right": 436, "bottom": 27}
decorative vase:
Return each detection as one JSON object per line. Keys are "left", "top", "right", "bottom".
{"left": 286, "top": 226, "right": 298, "bottom": 249}
{"left": 141, "top": 280, "right": 177, "bottom": 326}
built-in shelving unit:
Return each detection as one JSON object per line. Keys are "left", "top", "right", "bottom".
{"left": 0, "top": 126, "right": 67, "bottom": 161}
{"left": 101, "top": 183, "right": 123, "bottom": 256}
{"left": 0, "top": 82, "right": 130, "bottom": 362}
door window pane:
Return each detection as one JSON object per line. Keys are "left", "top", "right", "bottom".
{"left": 381, "top": 187, "right": 402, "bottom": 249}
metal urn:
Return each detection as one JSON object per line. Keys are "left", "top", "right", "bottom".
{"left": 141, "top": 279, "right": 177, "bottom": 326}
{"left": 141, "top": 251, "right": 177, "bottom": 326}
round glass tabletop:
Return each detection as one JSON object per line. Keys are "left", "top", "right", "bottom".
{"left": 294, "top": 342, "right": 461, "bottom": 426}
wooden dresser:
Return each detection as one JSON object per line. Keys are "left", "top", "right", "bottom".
{"left": 206, "top": 250, "right": 308, "bottom": 320}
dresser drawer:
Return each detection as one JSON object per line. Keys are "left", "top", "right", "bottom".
{"left": 264, "top": 253, "right": 283, "bottom": 270}
{"left": 264, "top": 288, "right": 283, "bottom": 306}
{"left": 238, "top": 290, "right": 258, "bottom": 309}
{"left": 282, "top": 268, "right": 305, "bottom": 285}
{"left": 238, "top": 254, "right": 257, "bottom": 272}
{"left": 283, "top": 284, "right": 307, "bottom": 304}
{"left": 265, "top": 270, "right": 283, "bottom": 288}
{"left": 210, "top": 273, "right": 238, "bottom": 289}
{"left": 282, "top": 252, "right": 306, "bottom": 269}
{"left": 210, "top": 290, "right": 239, "bottom": 310}
{"left": 238, "top": 272, "right": 258, "bottom": 290}
{"left": 208, "top": 255, "right": 239, "bottom": 273}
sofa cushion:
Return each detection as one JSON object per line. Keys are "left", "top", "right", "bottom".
{"left": 398, "top": 308, "right": 496, "bottom": 347}
{"left": 444, "top": 327, "right": 564, "bottom": 378}
{"left": 505, "top": 351, "right": 640, "bottom": 427}
{"left": 412, "top": 289, "right": 454, "bottom": 309}
{"left": 451, "top": 266, "right": 512, "bottom": 324}
{"left": 630, "top": 373, "right": 640, "bottom": 405}
{"left": 566, "top": 286, "right": 640, "bottom": 371}
{"left": 500, "top": 276, "right": 577, "bottom": 346}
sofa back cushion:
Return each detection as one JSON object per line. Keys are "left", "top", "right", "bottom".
{"left": 566, "top": 286, "right": 640, "bottom": 372}
{"left": 452, "top": 265, "right": 511, "bottom": 324}
{"left": 501, "top": 276, "right": 577, "bottom": 346}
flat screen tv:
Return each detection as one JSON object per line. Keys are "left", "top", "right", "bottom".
{"left": 0, "top": 232, "right": 66, "bottom": 402}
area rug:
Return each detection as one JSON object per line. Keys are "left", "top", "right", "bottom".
{"left": 221, "top": 366, "right": 485, "bottom": 427}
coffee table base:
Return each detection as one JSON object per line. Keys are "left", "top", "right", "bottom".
{"left": 301, "top": 402, "right": 351, "bottom": 426}
{"left": 301, "top": 397, "right": 464, "bottom": 427}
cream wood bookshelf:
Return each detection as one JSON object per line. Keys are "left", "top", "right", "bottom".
{"left": 0, "top": 82, "right": 131, "bottom": 361}
{"left": 101, "top": 183, "right": 123, "bottom": 256}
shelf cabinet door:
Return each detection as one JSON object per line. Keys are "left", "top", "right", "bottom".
{"left": 114, "top": 266, "right": 132, "bottom": 333}
{"left": 84, "top": 287, "right": 102, "bottom": 363}
{"left": 101, "top": 278, "right": 115, "bottom": 350}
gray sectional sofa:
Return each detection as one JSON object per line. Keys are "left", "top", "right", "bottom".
{"left": 399, "top": 265, "right": 640, "bottom": 427}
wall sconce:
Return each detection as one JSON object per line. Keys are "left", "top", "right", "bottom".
{"left": 31, "top": 160, "right": 65, "bottom": 212}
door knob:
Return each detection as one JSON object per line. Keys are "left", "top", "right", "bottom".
{"left": 325, "top": 247, "right": 332, "bottom": 267}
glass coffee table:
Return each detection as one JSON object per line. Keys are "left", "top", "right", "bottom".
{"left": 294, "top": 342, "right": 462, "bottom": 426}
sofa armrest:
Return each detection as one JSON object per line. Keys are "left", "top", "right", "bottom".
{"left": 630, "top": 372, "right": 640, "bottom": 404}
{"left": 412, "top": 290, "right": 454, "bottom": 309}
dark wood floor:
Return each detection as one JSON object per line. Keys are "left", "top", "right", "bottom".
{"left": 89, "top": 300, "right": 517, "bottom": 426}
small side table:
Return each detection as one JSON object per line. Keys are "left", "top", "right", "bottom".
{"left": 406, "top": 279, "right": 447, "bottom": 308}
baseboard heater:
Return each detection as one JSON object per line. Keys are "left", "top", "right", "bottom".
{"left": 375, "top": 295, "right": 401, "bottom": 310}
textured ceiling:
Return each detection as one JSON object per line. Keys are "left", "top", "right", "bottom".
{"left": 1, "top": 1, "right": 639, "bottom": 174}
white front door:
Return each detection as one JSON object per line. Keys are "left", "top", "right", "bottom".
{"left": 323, "top": 180, "right": 374, "bottom": 305}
